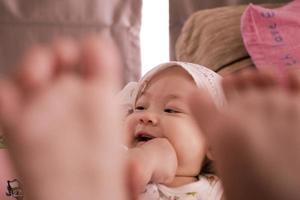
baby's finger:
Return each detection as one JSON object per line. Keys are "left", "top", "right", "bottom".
{"left": 127, "top": 161, "right": 142, "bottom": 200}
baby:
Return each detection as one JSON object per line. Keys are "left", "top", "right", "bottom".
{"left": 121, "top": 62, "right": 225, "bottom": 200}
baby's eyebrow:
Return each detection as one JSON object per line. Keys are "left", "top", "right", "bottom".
{"left": 136, "top": 93, "right": 150, "bottom": 103}
{"left": 138, "top": 91, "right": 151, "bottom": 99}
{"left": 165, "top": 94, "right": 183, "bottom": 100}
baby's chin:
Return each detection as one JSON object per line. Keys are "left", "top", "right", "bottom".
{"left": 175, "top": 166, "right": 201, "bottom": 179}
{"left": 166, "top": 175, "right": 199, "bottom": 187}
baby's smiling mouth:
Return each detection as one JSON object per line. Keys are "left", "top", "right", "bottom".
{"left": 135, "top": 132, "right": 156, "bottom": 142}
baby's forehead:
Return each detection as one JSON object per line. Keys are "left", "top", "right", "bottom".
{"left": 139, "top": 66, "right": 195, "bottom": 92}
{"left": 149, "top": 66, "right": 195, "bottom": 83}
{"left": 137, "top": 91, "right": 188, "bottom": 102}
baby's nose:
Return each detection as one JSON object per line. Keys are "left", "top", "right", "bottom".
{"left": 139, "top": 113, "right": 158, "bottom": 125}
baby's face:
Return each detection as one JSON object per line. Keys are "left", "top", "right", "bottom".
{"left": 125, "top": 67, "right": 208, "bottom": 177}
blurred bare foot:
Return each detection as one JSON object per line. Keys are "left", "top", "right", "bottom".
{"left": 0, "top": 36, "right": 128, "bottom": 200}
{"left": 190, "top": 70, "right": 300, "bottom": 200}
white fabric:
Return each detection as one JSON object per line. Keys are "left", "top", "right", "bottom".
{"left": 119, "top": 61, "right": 225, "bottom": 111}
{"left": 117, "top": 81, "right": 138, "bottom": 116}
{"left": 139, "top": 175, "right": 223, "bottom": 200}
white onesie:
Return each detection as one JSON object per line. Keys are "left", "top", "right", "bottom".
{"left": 138, "top": 175, "right": 223, "bottom": 200}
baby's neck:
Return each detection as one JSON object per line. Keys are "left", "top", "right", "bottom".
{"left": 165, "top": 176, "right": 198, "bottom": 188}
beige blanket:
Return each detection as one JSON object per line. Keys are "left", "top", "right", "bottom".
{"left": 175, "top": 4, "right": 282, "bottom": 76}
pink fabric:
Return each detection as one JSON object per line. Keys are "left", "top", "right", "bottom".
{"left": 241, "top": 1, "right": 300, "bottom": 77}
{"left": 0, "top": 150, "right": 18, "bottom": 200}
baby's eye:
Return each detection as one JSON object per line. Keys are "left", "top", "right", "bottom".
{"left": 164, "top": 108, "right": 179, "bottom": 113}
{"left": 135, "top": 106, "right": 145, "bottom": 111}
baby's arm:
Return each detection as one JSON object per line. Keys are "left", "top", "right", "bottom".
{"left": 128, "top": 138, "right": 177, "bottom": 192}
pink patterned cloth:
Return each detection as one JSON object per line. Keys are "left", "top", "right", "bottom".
{"left": 241, "top": 1, "right": 300, "bottom": 78}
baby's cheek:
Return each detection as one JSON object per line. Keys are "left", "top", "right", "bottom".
{"left": 123, "top": 114, "right": 139, "bottom": 146}
{"left": 123, "top": 119, "right": 134, "bottom": 146}
{"left": 171, "top": 121, "right": 206, "bottom": 173}
{"left": 176, "top": 146, "right": 205, "bottom": 176}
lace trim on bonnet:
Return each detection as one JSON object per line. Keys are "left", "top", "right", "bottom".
{"left": 118, "top": 61, "right": 225, "bottom": 113}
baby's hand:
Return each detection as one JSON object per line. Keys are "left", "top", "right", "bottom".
{"left": 128, "top": 138, "right": 177, "bottom": 192}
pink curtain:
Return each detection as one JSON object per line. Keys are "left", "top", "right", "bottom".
{"left": 0, "top": 0, "right": 142, "bottom": 83}
{"left": 169, "top": 0, "right": 291, "bottom": 60}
